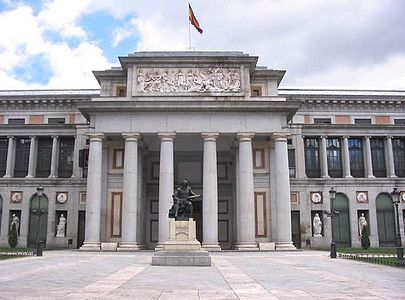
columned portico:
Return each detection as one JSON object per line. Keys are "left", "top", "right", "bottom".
{"left": 80, "top": 133, "right": 104, "bottom": 251}
{"left": 156, "top": 132, "right": 175, "bottom": 250}
{"left": 201, "top": 133, "right": 220, "bottom": 251}
{"left": 118, "top": 133, "right": 142, "bottom": 251}
{"left": 234, "top": 133, "right": 258, "bottom": 250}
{"left": 274, "top": 135, "right": 296, "bottom": 250}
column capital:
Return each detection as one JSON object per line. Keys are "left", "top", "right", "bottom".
{"left": 52, "top": 135, "right": 59, "bottom": 139}
{"left": 87, "top": 133, "right": 104, "bottom": 142}
{"left": 364, "top": 136, "right": 371, "bottom": 139}
{"left": 201, "top": 132, "right": 219, "bottom": 141}
{"left": 122, "top": 133, "right": 140, "bottom": 141}
{"left": 342, "top": 135, "right": 350, "bottom": 139}
{"left": 7, "top": 136, "right": 15, "bottom": 139}
{"left": 385, "top": 136, "right": 393, "bottom": 140}
{"left": 158, "top": 132, "right": 176, "bottom": 141}
{"left": 236, "top": 132, "right": 255, "bottom": 141}
{"left": 320, "top": 135, "right": 328, "bottom": 139}
{"left": 272, "top": 133, "right": 291, "bottom": 142}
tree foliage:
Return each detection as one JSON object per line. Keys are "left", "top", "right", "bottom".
{"left": 8, "top": 224, "right": 18, "bottom": 248}
{"left": 361, "top": 225, "right": 371, "bottom": 250}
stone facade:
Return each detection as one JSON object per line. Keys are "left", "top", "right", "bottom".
{"left": 0, "top": 51, "right": 404, "bottom": 250}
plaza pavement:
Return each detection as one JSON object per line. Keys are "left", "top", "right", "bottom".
{"left": 0, "top": 250, "right": 404, "bottom": 299}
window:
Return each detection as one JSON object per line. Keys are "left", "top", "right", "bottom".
{"left": 394, "top": 119, "right": 405, "bottom": 125}
{"left": 113, "top": 149, "right": 124, "bottom": 169}
{"left": 393, "top": 138, "right": 405, "bottom": 177}
{"left": 8, "top": 118, "right": 25, "bottom": 125}
{"left": 36, "top": 138, "right": 53, "bottom": 178}
{"left": 313, "top": 118, "right": 332, "bottom": 124}
{"left": 354, "top": 118, "right": 372, "bottom": 124}
{"left": 370, "top": 138, "right": 386, "bottom": 177}
{"left": 253, "top": 148, "right": 265, "bottom": 169}
{"left": 288, "top": 149, "right": 296, "bottom": 178}
{"left": 58, "top": 137, "right": 74, "bottom": 178}
{"left": 14, "top": 138, "right": 30, "bottom": 177}
{"left": 251, "top": 86, "right": 262, "bottom": 96}
{"left": 48, "top": 118, "right": 66, "bottom": 124}
{"left": 348, "top": 138, "right": 364, "bottom": 178}
{"left": 304, "top": 137, "right": 320, "bottom": 178}
{"left": 116, "top": 86, "right": 127, "bottom": 97}
{"left": 327, "top": 138, "right": 343, "bottom": 178}
{"left": 0, "top": 138, "right": 8, "bottom": 177}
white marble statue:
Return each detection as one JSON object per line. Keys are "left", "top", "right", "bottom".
{"left": 56, "top": 214, "right": 66, "bottom": 238}
{"left": 358, "top": 213, "right": 368, "bottom": 236}
{"left": 10, "top": 214, "right": 20, "bottom": 236}
{"left": 313, "top": 213, "right": 322, "bottom": 237}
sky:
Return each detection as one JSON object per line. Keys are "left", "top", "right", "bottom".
{"left": 0, "top": 0, "right": 405, "bottom": 90}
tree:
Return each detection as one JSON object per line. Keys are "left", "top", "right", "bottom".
{"left": 361, "top": 225, "right": 370, "bottom": 250}
{"left": 8, "top": 224, "right": 18, "bottom": 248}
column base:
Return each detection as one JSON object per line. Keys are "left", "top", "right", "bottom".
{"left": 233, "top": 242, "right": 259, "bottom": 251}
{"left": 367, "top": 175, "right": 376, "bottom": 178}
{"left": 117, "top": 242, "right": 147, "bottom": 251}
{"left": 155, "top": 243, "right": 164, "bottom": 251}
{"left": 344, "top": 175, "right": 353, "bottom": 178}
{"left": 3, "top": 175, "right": 11, "bottom": 178}
{"left": 202, "top": 242, "right": 221, "bottom": 252}
{"left": 25, "top": 175, "right": 33, "bottom": 179}
{"left": 48, "top": 175, "right": 56, "bottom": 179}
{"left": 275, "top": 241, "right": 296, "bottom": 251}
{"left": 79, "top": 241, "right": 101, "bottom": 251}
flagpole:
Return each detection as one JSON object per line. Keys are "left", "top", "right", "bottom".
{"left": 188, "top": 3, "right": 191, "bottom": 50}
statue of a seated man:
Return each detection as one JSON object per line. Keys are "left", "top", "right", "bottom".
{"left": 169, "top": 180, "right": 200, "bottom": 220}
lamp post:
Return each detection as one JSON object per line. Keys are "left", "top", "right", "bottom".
{"left": 33, "top": 186, "right": 46, "bottom": 256}
{"left": 324, "top": 187, "right": 339, "bottom": 258}
{"left": 390, "top": 188, "right": 404, "bottom": 266}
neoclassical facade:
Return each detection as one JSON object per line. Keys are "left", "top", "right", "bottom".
{"left": 0, "top": 51, "right": 404, "bottom": 251}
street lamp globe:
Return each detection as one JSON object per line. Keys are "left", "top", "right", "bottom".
{"left": 329, "top": 187, "right": 336, "bottom": 201}
{"left": 37, "top": 185, "right": 44, "bottom": 197}
{"left": 390, "top": 188, "right": 400, "bottom": 204}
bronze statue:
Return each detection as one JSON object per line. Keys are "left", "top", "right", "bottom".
{"left": 169, "top": 180, "right": 200, "bottom": 220}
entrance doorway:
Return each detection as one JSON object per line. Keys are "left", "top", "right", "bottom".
{"left": 191, "top": 200, "right": 202, "bottom": 243}
{"left": 77, "top": 210, "right": 86, "bottom": 248}
{"left": 28, "top": 194, "right": 49, "bottom": 247}
{"left": 291, "top": 211, "right": 301, "bottom": 248}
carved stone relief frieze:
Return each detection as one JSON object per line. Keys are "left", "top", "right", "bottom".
{"left": 136, "top": 67, "right": 241, "bottom": 93}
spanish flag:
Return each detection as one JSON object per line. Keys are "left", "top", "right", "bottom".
{"left": 189, "top": 3, "right": 203, "bottom": 34}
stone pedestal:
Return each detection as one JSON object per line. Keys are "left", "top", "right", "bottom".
{"left": 152, "top": 219, "right": 211, "bottom": 266}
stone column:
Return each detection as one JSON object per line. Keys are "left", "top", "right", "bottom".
{"left": 71, "top": 136, "right": 81, "bottom": 178}
{"left": 320, "top": 136, "right": 329, "bottom": 178}
{"left": 364, "top": 136, "right": 375, "bottom": 178}
{"left": 202, "top": 133, "right": 221, "bottom": 251}
{"left": 4, "top": 136, "right": 15, "bottom": 178}
{"left": 342, "top": 136, "right": 352, "bottom": 178}
{"left": 80, "top": 133, "right": 104, "bottom": 251}
{"left": 26, "top": 136, "right": 37, "bottom": 178}
{"left": 119, "top": 133, "right": 141, "bottom": 251}
{"left": 274, "top": 135, "right": 296, "bottom": 250}
{"left": 49, "top": 136, "right": 59, "bottom": 178}
{"left": 296, "top": 135, "right": 307, "bottom": 178}
{"left": 385, "top": 136, "right": 397, "bottom": 178}
{"left": 234, "top": 133, "right": 258, "bottom": 250}
{"left": 156, "top": 132, "right": 175, "bottom": 250}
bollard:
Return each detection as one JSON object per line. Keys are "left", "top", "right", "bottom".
{"left": 330, "top": 242, "right": 337, "bottom": 259}
{"left": 36, "top": 241, "right": 43, "bottom": 257}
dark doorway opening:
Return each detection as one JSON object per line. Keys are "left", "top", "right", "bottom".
{"left": 77, "top": 210, "right": 86, "bottom": 248}
{"left": 291, "top": 211, "right": 301, "bottom": 248}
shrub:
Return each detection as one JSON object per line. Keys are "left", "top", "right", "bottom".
{"left": 361, "top": 225, "right": 370, "bottom": 250}
{"left": 8, "top": 225, "right": 18, "bottom": 248}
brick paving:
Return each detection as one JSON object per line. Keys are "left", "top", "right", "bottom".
{"left": 0, "top": 250, "right": 404, "bottom": 299}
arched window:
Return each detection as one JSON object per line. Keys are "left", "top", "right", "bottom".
{"left": 332, "top": 193, "right": 351, "bottom": 246}
{"left": 376, "top": 193, "right": 395, "bottom": 246}
{"left": 28, "top": 193, "right": 49, "bottom": 247}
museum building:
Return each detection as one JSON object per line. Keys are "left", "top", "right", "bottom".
{"left": 0, "top": 51, "right": 404, "bottom": 251}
